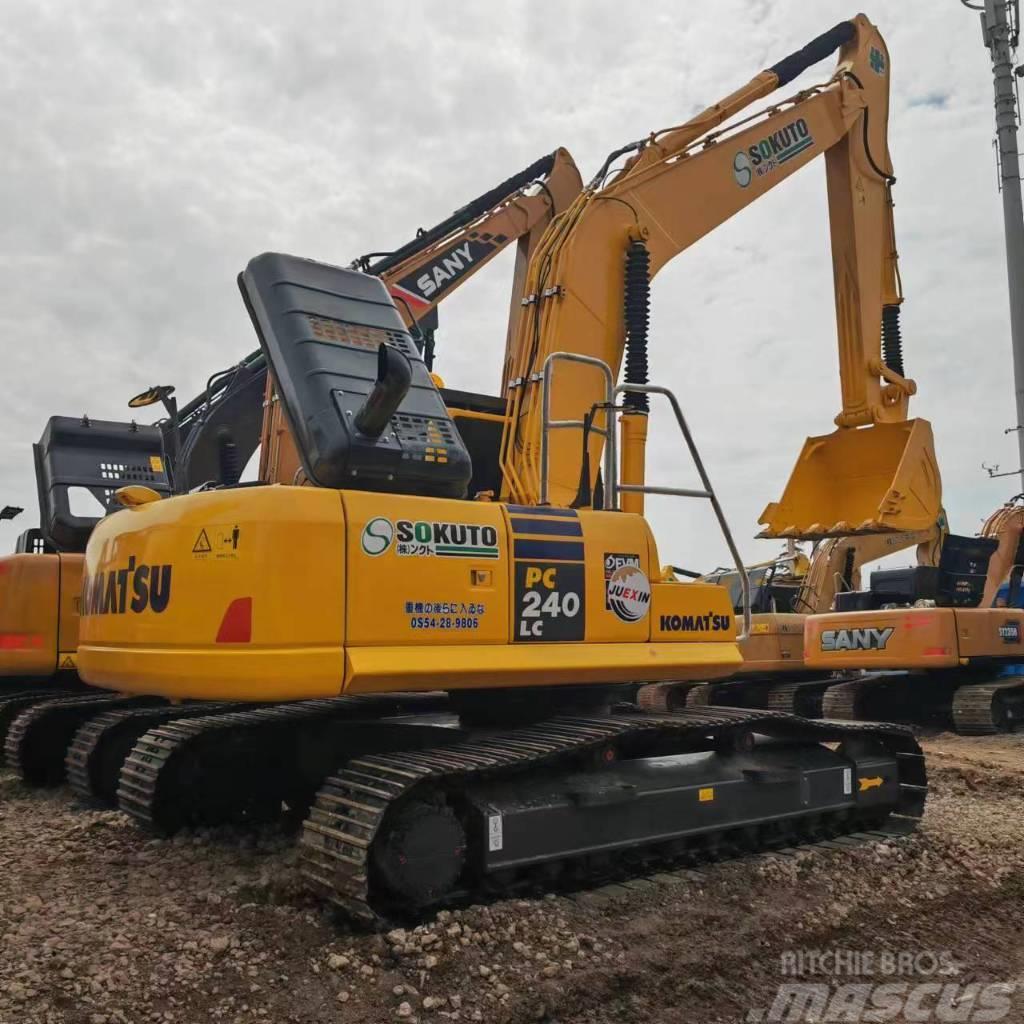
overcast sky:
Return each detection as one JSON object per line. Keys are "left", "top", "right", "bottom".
{"left": 0, "top": 0, "right": 1017, "bottom": 572}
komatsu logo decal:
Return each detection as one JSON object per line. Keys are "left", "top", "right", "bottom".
{"left": 81, "top": 558, "right": 172, "bottom": 615}
{"left": 391, "top": 236, "right": 501, "bottom": 307}
{"left": 395, "top": 519, "right": 500, "bottom": 558}
{"left": 820, "top": 627, "right": 894, "bottom": 652}
{"left": 733, "top": 118, "right": 813, "bottom": 186}
{"left": 660, "top": 612, "right": 732, "bottom": 632}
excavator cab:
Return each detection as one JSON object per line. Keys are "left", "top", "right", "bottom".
{"left": 758, "top": 419, "right": 942, "bottom": 541}
{"left": 0, "top": 416, "right": 171, "bottom": 681}
{"left": 702, "top": 550, "right": 810, "bottom": 615}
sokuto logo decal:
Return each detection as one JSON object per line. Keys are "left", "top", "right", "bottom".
{"left": 606, "top": 564, "right": 651, "bottom": 623}
{"left": 395, "top": 520, "right": 500, "bottom": 559}
{"left": 361, "top": 517, "right": 394, "bottom": 556}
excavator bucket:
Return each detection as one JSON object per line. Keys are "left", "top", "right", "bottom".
{"left": 757, "top": 418, "right": 941, "bottom": 541}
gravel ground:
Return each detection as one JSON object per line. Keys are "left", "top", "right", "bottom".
{"left": 1, "top": 732, "right": 1023, "bottom": 1024}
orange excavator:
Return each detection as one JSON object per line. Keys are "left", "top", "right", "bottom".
{"left": 640, "top": 521, "right": 947, "bottom": 717}
{"left": 798, "top": 498, "right": 1024, "bottom": 733}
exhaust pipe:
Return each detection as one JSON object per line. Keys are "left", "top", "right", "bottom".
{"left": 354, "top": 343, "right": 413, "bottom": 439}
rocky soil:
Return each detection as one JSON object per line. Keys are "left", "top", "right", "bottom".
{"left": 1, "top": 732, "right": 1023, "bottom": 1024}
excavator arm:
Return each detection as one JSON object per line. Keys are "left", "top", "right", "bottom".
{"left": 259, "top": 149, "right": 583, "bottom": 484}
{"left": 498, "top": 15, "right": 941, "bottom": 541}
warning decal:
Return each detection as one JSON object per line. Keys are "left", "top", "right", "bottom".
{"left": 193, "top": 529, "right": 212, "bottom": 554}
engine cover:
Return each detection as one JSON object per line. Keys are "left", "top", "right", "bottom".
{"left": 239, "top": 252, "right": 472, "bottom": 498}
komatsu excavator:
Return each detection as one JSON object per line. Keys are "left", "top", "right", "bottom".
{"left": 0, "top": 151, "right": 584, "bottom": 746}
{"left": 8, "top": 15, "right": 929, "bottom": 924}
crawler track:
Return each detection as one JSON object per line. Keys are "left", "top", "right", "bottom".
{"left": 951, "top": 679, "right": 1024, "bottom": 735}
{"left": 5, "top": 694, "right": 159, "bottom": 786}
{"left": 0, "top": 689, "right": 82, "bottom": 758}
{"left": 300, "top": 706, "right": 926, "bottom": 926}
{"left": 118, "top": 694, "right": 455, "bottom": 833}
{"left": 66, "top": 702, "right": 238, "bottom": 804}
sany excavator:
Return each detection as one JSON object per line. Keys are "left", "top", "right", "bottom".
{"left": 0, "top": 151, "right": 584, "bottom": 741}
{"left": 640, "top": 523, "right": 947, "bottom": 716}
{"left": 798, "top": 498, "right": 1024, "bottom": 733}
{"left": 7, "top": 15, "right": 929, "bottom": 924}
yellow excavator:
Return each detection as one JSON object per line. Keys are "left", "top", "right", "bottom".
{"left": 0, "top": 151, "right": 584, "bottom": 743}
{"left": 9, "top": 15, "right": 932, "bottom": 923}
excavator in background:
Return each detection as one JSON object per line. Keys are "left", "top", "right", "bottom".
{"left": 0, "top": 416, "right": 172, "bottom": 734}
{"left": 647, "top": 497, "right": 1024, "bottom": 735}
{"left": 0, "top": 151, "right": 585, "bottom": 736}
{"left": 4, "top": 15, "right": 929, "bottom": 924}
{"left": 640, "top": 521, "right": 946, "bottom": 716}
{"left": 797, "top": 497, "right": 1024, "bottom": 733}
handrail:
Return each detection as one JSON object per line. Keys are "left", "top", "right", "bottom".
{"left": 536, "top": 351, "right": 751, "bottom": 642}
{"left": 539, "top": 353, "right": 615, "bottom": 507}
{"left": 613, "top": 383, "right": 751, "bottom": 641}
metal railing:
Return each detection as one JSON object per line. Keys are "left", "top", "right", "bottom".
{"left": 538, "top": 354, "right": 751, "bottom": 640}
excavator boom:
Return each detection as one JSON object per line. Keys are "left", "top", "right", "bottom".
{"left": 498, "top": 15, "right": 941, "bottom": 540}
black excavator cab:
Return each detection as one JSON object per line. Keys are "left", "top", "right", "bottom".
{"left": 239, "top": 253, "right": 474, "bottom": 498}
{"left": 33, "top": 416, "right": 172, "bottom": 551}
{"left": 835, "top": 534, "right": 999, "bottom": 611}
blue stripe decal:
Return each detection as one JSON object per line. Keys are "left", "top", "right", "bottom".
{"left": 505, "top": 504, "right": 579, "bottom": 518}
{"left": 510, "top": 516, "right": 583, "bottom": 537}
{"left": 513, "top": 539, "right": 585, "bottom": 561}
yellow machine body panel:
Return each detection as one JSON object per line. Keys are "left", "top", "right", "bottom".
{"left": 758, "top": 419, "right": 942, "bottom": 541}
{"left": 78, "top": 487, "right": 348, "bottom": 700}
{"left": 77, "top": 486, "right": 742, "bottom": 701}
{"left": 0, "top": 552, "right": 81, "bottom": 677}
{"left": 737, "top": 613, "right": 807, "bottom": 674}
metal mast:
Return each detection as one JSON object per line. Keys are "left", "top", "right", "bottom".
{"left": 975, "top": 0, "right": 1024, "bottom": 488}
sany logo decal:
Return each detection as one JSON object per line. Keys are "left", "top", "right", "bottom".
{"left": 361, "top": 517, "right": 394, "bottom": 556}
{"left": 390, "top": 237, "right": 500, "bottom": 307}
{"left": 820, "top": 627, "right": 894, "bottom": 652}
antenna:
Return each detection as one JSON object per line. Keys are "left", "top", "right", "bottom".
{"left": 971, "top": 0, "right": 1024, "bottom": 490}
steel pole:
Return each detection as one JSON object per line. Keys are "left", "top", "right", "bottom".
{"left": 984, "top": 0, "right": 1024, "bottom": 489}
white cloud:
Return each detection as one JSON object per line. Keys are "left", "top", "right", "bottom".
{"left": 0, "top": 0, "right": 1018, "bottom": 575}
